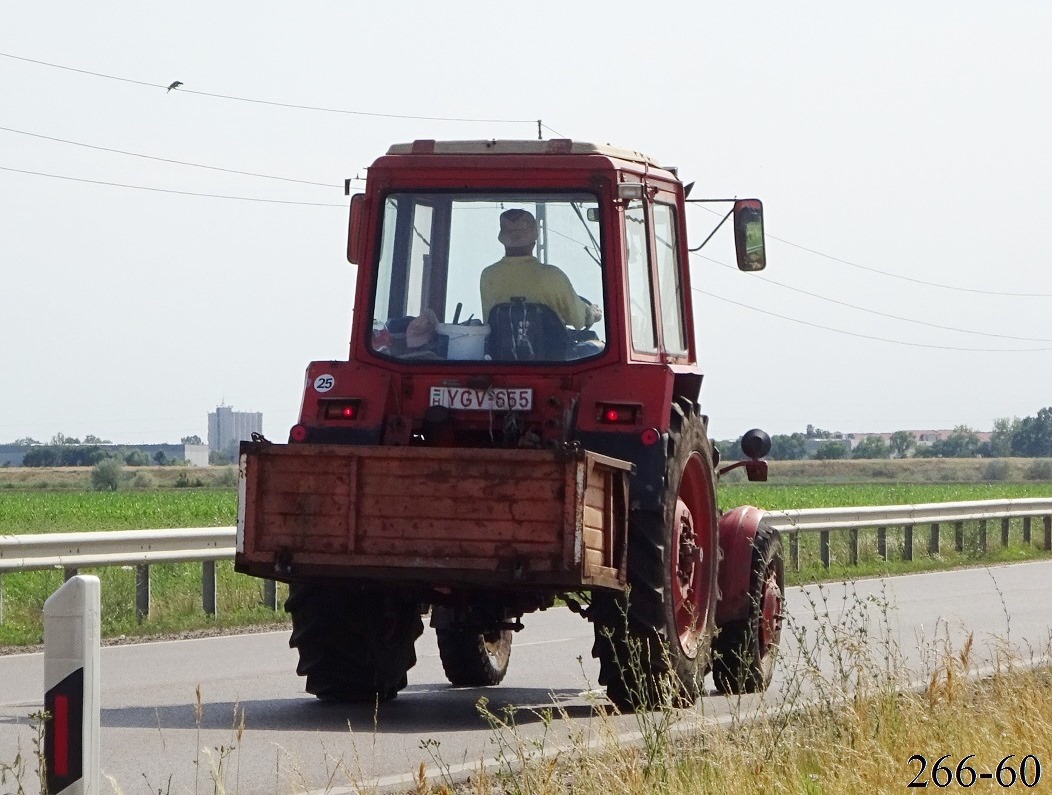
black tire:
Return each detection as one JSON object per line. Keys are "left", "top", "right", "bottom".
{"left": 436, "top": 623, "right": 513, "bottom": 687}
{"left": 286, "top": 583, "right": 423, "bottom": 702}
{"left": 712, "top": 522, "right": 784, "bottom": 695}
{"left": 592, "top": 402, "right": 720, "bottom": 711}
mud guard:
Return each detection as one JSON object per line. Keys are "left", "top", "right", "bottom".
{"left": 715, "top": 505, "right": 766, "bottom": 626}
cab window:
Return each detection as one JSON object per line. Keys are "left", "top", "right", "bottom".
{"left": 625, "top": 200, "right": 657, "bottom": 353}
{"left": 653, "top": 203, "right": 687, "bottom": 355}
{"left": 370, "top": 192, "right": 606, "bottom": 363}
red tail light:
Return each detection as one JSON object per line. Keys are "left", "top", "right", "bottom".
{"left": 289, "top": 424, "right": 308, "bottom": 442}
{"left": 596, "top": 403, "right": 641, "bottom": 425}
{"left": 321, "top": 399, "right": 362, "bottom": 421}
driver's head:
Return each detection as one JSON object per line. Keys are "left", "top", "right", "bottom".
{"left": 498, "top": 209, "right": 538, "bottom": 252}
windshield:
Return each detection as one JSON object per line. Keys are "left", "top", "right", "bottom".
{"left": 370, "top": 191, "right": 605, "bottom": 363}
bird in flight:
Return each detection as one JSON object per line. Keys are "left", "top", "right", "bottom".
{"left": 167, "top": 81, "right": 183, "bottom": 93}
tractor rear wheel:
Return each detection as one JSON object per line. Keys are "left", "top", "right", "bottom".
{"left": 712, "top": 522, "right": 784, "bottom": 694}
{"left": 286, "top": 583, "right": 423, "bottom": 702}
{"left": 592, "top": 402, "right": 720, "bottom": 711}
{"left": 435, "top": 620, "right": 513, "bottom": 687}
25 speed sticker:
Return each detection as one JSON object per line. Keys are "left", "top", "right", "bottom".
{"left": 908, "top": 754, "right": 1041, "bottom": 788}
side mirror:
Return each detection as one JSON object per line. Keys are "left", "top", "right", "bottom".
{"left": 347, "top": 193, "right": 366, "bottom": 265}
{"left": 733, "top": 199, "right": 766, "bottom": 271}
{"left": 717, "top": 427, "right": 772, "bottom": 482}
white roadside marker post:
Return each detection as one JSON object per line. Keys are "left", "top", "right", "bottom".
{"left": 43, "top": 575, "right": 101, "bottom": 795}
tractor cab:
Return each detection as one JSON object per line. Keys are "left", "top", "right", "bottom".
{"left": 347, "top": 140, "right": 765, "bottom": 369}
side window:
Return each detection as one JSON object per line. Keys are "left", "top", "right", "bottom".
{"left": 624, "top": 201, "right": 657, "bottom": 353}
{"left": 653, "top": 204, "right": 687, "bottom": 355}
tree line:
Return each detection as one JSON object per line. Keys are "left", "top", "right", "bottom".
{"left": 717, "top": 407, "right": 1052, "bottom": 461}
{"left": 6, "top": 433, "right": 204, "bottom": 468}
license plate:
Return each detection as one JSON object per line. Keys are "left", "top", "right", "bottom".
{"left": 429, "top": 386, "right": 533, "bottom": 411}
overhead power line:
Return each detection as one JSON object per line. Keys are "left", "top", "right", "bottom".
{"left": 0, "top": 165, "right": 346, "bottom": 207}
{"left": 0, "top": 124, "right": 344, "bottom": 188}
{"left": 0, "top": 51, "right": 540, "bottom": 125}
{"left": 694, "top": 287, "right": 1052, "bottom": 353}
{"left": 766, "top": 233, "right": 1052, "bottom": 298}
{"left": 693, "top": 252, "right": 1052, "bottom": 343}
{"left": 689, "top": 203, "right": 1052, "bottom": 298}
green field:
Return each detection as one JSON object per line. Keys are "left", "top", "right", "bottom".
{"left": 1, "top": 482, "right": 1050, "bottom": 647}
{"left": 719, "top": 481, "right": 1052, "bottom": 511}
{"left": 0, "top": 490, "right": 235, "bottom": 534}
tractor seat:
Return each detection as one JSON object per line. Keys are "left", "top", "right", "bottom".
{"left": 485, "top": 299, "right": 570, "bottom": 361}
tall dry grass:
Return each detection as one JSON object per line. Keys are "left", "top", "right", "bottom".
{"left": 418, "top": 584, "right": 1052, "bottom": 795}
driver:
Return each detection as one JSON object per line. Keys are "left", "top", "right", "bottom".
{"left": 480, "top": 209, "right": 602, "bottom": 329}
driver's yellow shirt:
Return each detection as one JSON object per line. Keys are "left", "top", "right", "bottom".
{"left": 480, "top": 256, "right": 587, "bottom": 329}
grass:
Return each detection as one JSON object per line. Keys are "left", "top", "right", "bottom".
{"left": 0, "top": 490, "right": 235, "bottom": 534}
{"left": 0, "top": 489, "right": 264, "bottom": 647}
{"left": 719, "top": 480, "right": 1052, "bottom": 509}
{"left": 0, "top": 562, "right": 288, "bottom": 647}
{"left": 427, "top": 584, "right": 1052, "bottom": 795}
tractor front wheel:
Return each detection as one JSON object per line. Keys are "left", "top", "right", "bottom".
{"left": 712, "top": 522, "right": 784, "bottom": 694}
{"left": 435, "top": 619, "right": 513, "bottom": 687}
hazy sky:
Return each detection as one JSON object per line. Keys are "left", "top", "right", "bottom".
{"left": 2, "top": 2, "right": 1050, "bottom": 444}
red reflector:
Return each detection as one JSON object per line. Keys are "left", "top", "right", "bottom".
{"left": 53, "top": 694, "right": 69, "bottom": 776}
{"left": 641, "top": 428, "right": 660, "bottom": 446}
{"left": 289, "top": 424, "right": 308, "bottom": 442}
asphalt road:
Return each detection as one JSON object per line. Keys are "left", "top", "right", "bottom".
{"left": 2, "top": 560, "right": 1050, "bottom": 794}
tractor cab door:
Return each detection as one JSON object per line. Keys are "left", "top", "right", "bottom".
{"left": 622, "top": 188, "right": 693, "bottom": 363}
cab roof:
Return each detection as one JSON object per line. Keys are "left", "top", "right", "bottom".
{"left": 385, "top": 139, "right": 662, "bottom": 168}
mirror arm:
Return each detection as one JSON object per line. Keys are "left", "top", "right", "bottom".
{"left": 688, "top": 207, "right": 733, "bottom": 253}
{"left": 717, "top": 459, "right": 769, "bottom": 482}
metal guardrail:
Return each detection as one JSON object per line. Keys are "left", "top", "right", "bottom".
{"left": 0, "top": 499, "right": 1050, "bottom": 620}
{"left": 762, "top": 498, "right": 1052, "bottom": 569}
{"left": 0, "top": 527, "right": 235, "bottom": 572}
{"left": 0, "top": 527, "right": 247, "bottom": 622}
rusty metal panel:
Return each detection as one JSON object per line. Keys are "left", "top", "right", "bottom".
{"left": 236, "top": 442, "right": 630, "bottom": 589}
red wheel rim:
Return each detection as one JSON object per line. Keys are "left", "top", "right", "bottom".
{"left": 671, "top": 452, "right": 716, "bottom": 658}
{"left": 758, "top": 563, "right": 783, "bottom": 655}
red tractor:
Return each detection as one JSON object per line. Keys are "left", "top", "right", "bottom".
{"left": 235, "top": 139, "right": 783, "bottom": 710}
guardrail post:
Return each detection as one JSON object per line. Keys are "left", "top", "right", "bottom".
{"left": 0, "top": 575, "right": 3, "bottom": 624}
{"left": 1023, "top": 516, "right": 1032, "bottom": 545}
{"left": 64, "top": 568, "right": 78, "bottom": 582}
{"left": 820, "top": 531, "right": 830, "bottom": 569}
{"left": 1044, "top": 515, "right": 1051, "bottom": 551}
{"left": 877, "top": 526, "right": 887, "bottom": 561}
{"left": 202, "top": 561, "right": 217, "bottom": 616}
{"left": 789, "top": 533, "right": 799, "bottom": 571}
{"left": 135, "top": 564, "right": 150, "bottom": 622}
{"left": 928, "top": 523, "right": 940, "bottom": 556}
{"left": 903, "top": 525, "right": 914, "bottom": 562}
{"left": 262, "top": 579, "right": 277, "bottom": 611}
{"left": 954, "top": 521, "right": 964, "bottom": 552}
{"left": 978, "top": 519, "right": 988, "bottom": 554}
{"left": 849, "top": 529, "right": 859, "bottom": 566}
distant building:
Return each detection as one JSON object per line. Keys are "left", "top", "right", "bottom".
{"left": 207, "top": 405, "right": 263, "bottom": 455}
